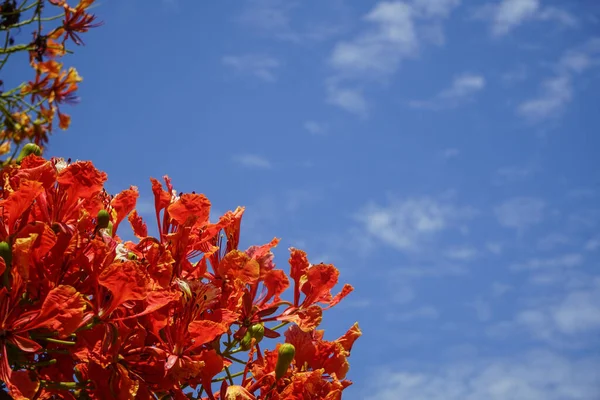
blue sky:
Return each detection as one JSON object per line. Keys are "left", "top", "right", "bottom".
{"left": 37, "top": 0, "right": 600, "bottom": 398}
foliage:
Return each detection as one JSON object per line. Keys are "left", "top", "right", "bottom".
{"left": 1, "top": 0, "right": 99, "bottom": 164}
{"left": 0, "top": 1, "right": 361, "bottom": 399}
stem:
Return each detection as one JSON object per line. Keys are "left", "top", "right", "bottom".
{"left": 270, "top": 321, "right": 289, "bottom": 331}
{"left": 41, "top": 337, "right": 76, "bottom": 346}
{"left": 211, "top": 370, "right": 245, "bottom": 383}
{"left": 225, "top": 366, "right": 234, "bottom": 385}
{"left": 40, "top": 380, "right": 89, "bottom": 390}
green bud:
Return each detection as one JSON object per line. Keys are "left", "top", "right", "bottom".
{"left": 0, "top": 241, "right": 12, "bottom": 267}
{"left": 16, "top": 143, "right": 42, "bottom": 164}
{"left": 249, "top": 323, "right": 265, "bottom": 343}
{"left": 96, "top": 209, "right": 110, "bottom": 229}
{"left": 240, "top": 331, "right": 253, "bottom": 351}
{"left": 127, "top": 252, "right": 137, "bottom": 260}
{"left": 275, "top": 343, "right": 295, "bottom": 379}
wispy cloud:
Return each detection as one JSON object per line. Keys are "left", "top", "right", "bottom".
{"left": 494, "top": 197, "right": 545, "bottom": 230}
{"left": 474, "top": 0, "right": 578, "bottom": 37}
{"left": 442, "top": 148, "right": 460, "bottom": 159}
{"left": 365, "top": 350, "right": 600, "bottom": 400}
{"left": 326, "top": 85, "right": 369, "bottom": 118}
{"left": 386, "top": 305, "right": 439, "bottom": 322}
{"left": 236, "top": 0, "right": 346, "bottom": 43}
{"left": 232, "top": 154, "right": 272, "bottom": 169}
{"left": 510, "top": 253, "right": 584, "bottom": 271}
{"left": 303, "top": 120, "right": 327, "bottom": 135}
{"left": 222, "top": 54, "right": 281, "bottom": 82}
{"left": 494, "top": 164, "right": 538, "bottom": 184}
{"left": 518, "top": 75, "right": 572, "bottom": 121}
{"left": 518, "top": 38, "right": 600, "bottom": 121}
{"left": 444, "top": 246, "right": 478, "bottom": 261}
{"left": 409, "top": 74, "right": 485, "bottom": 109}
{"left": 329, "top": 2, "right": 417, "bottom": 80}
{"left": 356, "top": 196, "right": 477, "bottom": 252}
{"left": 326, "top": 0, "right": 460, "bottom": 115}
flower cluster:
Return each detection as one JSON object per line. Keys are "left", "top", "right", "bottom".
{"left": 0, "top": 154, "right": 360, "bottom": 399}
{"left": 0, "top": 0, "right": 100, "bottom": 160}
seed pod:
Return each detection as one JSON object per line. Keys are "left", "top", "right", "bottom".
{"left": 0, "top": 241, "right": 12, "bottom": 267}
{"left": 249, "top": 323, "right": 265, "bottom": 344}
{"left": 275, "top": 343, "right": 295, "bottom": 379}
{"left": 127, "top": 252, "right": 137, "bottom": 261}
{"left": 16, "top": 143, "right": 42, "bottom": 163}
{"left": 240, "top": 330, "right": 253, "bottom": 351}
{"left": 96, "top": 209, "right": 110, "bottom": 229}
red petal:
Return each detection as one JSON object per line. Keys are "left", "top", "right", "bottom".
{"left": 325, "top": 284, "right": 354, "bottom": 310}
{"left": 6, "top": 370, "right": 40, "bottom": 400}
{"left": 15, "top": 157, "right": 57, "bottom": 189}
{"left": 0, "top": 180, "right": 44, "bottom": 230}
{"left": 57, "top": 161, "right": 107, "bottom": 202}
{"left": 278, "top": 304, "right": 322, "bottom": 331}
{"left": 98, "top": 261, "right": 149, "bottom": 317}
{"left": 128, "top": 210, "right": 148, "bottom": 238}
{"left": 10, "top": 334, "right": 42, "bottom": 352}
{"left": 263, "top": 269, "right": 289, "bottom": 303}
{"left": 187, "top": 320, "right": 228, "bottom": 351}
{"left": 167, "top": 193, "right": 211, "bottom": 227}
{"left": 18, "top": 285, "right": 85, "bottom": 336}
{"left": 301, "top": 263, "right": 339, "bottom": 307}
{"left": 111, "top": 186, "right": 139, "bottom": 234}
{"left": 218, "top": 250, "right": 259, "bottom": 284}
{"left": 336, "top": 322, "right": 362, "bottom": 352}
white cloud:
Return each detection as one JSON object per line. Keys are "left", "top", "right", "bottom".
{"left": 357, "top": 197, "right": 476, "bottom": 252}
{"left": 518, "top": 38, "right": 600, "bottom": 121}
{"left": 410, "top": 74, "right": 485, "bottom": 109}
{"left": 232, "top": 154, "right": 272, "bottom": 169}
{"left": 303, "top": 120, "right": 327, "bottom": 135}
{"left": 510, "top": 253, "right": 584, "bottom": 271}
{"left": 518, "top": 75, "right": 572, "bottom": 121}
{"left": 495, "top": 164, "right": 537, "bottom": 184}
{"left": 494, "top": 197, "right": 545, "bottom": 230}
{"left": 537, "top": 6, "right": 578, "bottom": 28}
{"left": 366, "top": 350, "right": 600, "bottom": 400}
{"left": 389, "top": 263, "right": 468, "bottom": 278}
{"left": 222, "top": 54, "right": 281, "bottom": 82}
{"left": 475, "top": 0, "right": 577, "bottom": 37}
{"left": 326, "top": 0, "right": 460, "bottom": 115}
{"left": 412, "top": 0, "right": 461, "bottom": 19}
{"left": 329, "top": 2, "right": 417, "bottom": 79}
{"left": 326, "top": 85, "right": 369, "bottom": 117}
{"left": 386, "top": 305, "right": 439, "bottom": 322}
{"left": 585, "top": 238, "right": 600, "bottom": 251}
{"left": 237, "top": 0, "right": 345, "bottom": 43}
{"left": 442, "top": 148, "right": 460, "bottom": 159}
{"left": 486, "top": 242, "right": 503, "bottom": 255}
{"left": 444, "top": 246, "right": 478, "bottom": 261}
{"left": 489, "top": 277, "right": 600, "bottom": 345}
{"left": 492, "top": 281, "right": 513, "bottom": 296}
{"left": 492, "top": 0, "right": 540, "bottom": 36}
{"left": 537, "top": 233, "right": 570, "bottom": 250}
{"left": 468, "top": 298, "right": 492, "bottom": 322}
{"left": 553, "top": 284, "right": 600, "bottom": 334}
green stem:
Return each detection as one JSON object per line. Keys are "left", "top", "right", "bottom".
{"left": 270, "top": 321, "right": 289, "bottom": 331}
{"left": 41, "top": 337, "right": 76, "bottom": 346}
{"left": 211, "top": 370, "right": 245, "bottom": 383}
{"left": 40, "top": 380, "right": 88, "bottom": 390}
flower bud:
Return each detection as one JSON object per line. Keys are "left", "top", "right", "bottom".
{"left": 0, "top": 241, "right": 12, "bottom": 267}
{"left": 96, "top": 209, "right": 110, "bottom": 229}
{"left": 16, "top": 143, "right": 42, "bottom": 164}
{"left": 249, "top": 323, "right": 265, "bottom": 343}
{"left": 275, "top": 343, "right": 295, "bottom": 379}
{"left": 240, "top": 331, "right": 253, "bottom": 351}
